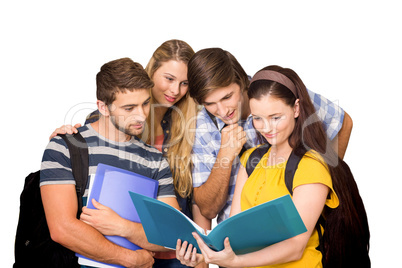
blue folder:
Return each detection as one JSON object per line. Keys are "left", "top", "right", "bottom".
{"left": 77, "top": 163, "right": 159, "bottom": 268}
{"left": 130, "top": 192, "right": 307, "bottom": 255}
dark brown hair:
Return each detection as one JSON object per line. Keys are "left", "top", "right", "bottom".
{"left": 96, "top": 57, "right": 154, "bottom": 105}
{"left": 187, "top": 48, "right": 249, "bottom": 104}
{"left": 249, "top": 65, "right": 370, "bottom": 267}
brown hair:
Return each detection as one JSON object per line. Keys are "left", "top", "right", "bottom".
{"left": 144, "top": 40, "right": 198, "bottom": 198}
{"left": 96, "top": 57, "right": 153, "bottom": 105}
{"left": 187, "top": 48, "right": 249, "bottom": 104}
{"left": 249, "top": 65, "right": 370, "bottom": 267}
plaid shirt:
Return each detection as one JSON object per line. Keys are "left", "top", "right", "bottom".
{"left": 191, "top": 88, "right": 344, "bottom": 223}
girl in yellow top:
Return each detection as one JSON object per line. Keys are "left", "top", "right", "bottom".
{"left": 179, "top": 65, "right": 370, "bottom": 267}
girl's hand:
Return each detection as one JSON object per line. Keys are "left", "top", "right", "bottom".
{"left": 49, "top": 123, "right": 81, "bottom": 140}
{"left": 193, "top": 232, "right": 239, "bottom": 267}
{"left": 176, "top": 239, "right": 204, "bottom": 267}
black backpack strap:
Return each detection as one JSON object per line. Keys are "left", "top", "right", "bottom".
{"left": 59, "top": 133, "right": 89, "bottom": 217}
{"left": 245, "top": 144, "right": 271, "bottom": 177}
{"left": 284, "top": 150, "right": 305, "bottom": 195}
{"left": 316, "top": 216, "right": 326, "bottom": 267}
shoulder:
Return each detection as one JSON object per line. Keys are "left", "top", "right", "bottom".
{"left": 195, "top": 108, "right": 214, "bottom": 131}
{"left": 43, "top": 135, "right": 69, "bottom": 159}
{"left": 294, "top": 150, "right": 331, "bottom": 187}
{"left": 306, "top": 88, "right": 345, "bottom": 140}
{"left": 240, "top": 144, "right": 268, "bottom": 168}
{"left": 298, "top": 150, "right": 329, "bottom": 173}
{"left": 40, "top": 136, "right": 74, "bottom": 186}
{"left": 193, "top": 108, "right": 220, "bottom": 148}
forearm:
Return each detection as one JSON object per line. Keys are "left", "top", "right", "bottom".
{"left": 42, "top": 184, "right": 141, "bottom": 266}
{"left": 193, "top": 152, "right": 233, "bottom": 219}
{"left": 52, "top": 216, "right": 139, "bottom": 266}
{"left": 192, "top": 203, "right": 212, "bottom": 232}
{"left": 233, "top": 237, "right": 306, "bottom": 267}
{"left": 233, "top": 185, "right": 327, "bottom": 267}
{"left": 332, "top": 111, "right": 353, "bottom": 159}
{"left": 122, "top": 220, "right": 170, "bottom": 252}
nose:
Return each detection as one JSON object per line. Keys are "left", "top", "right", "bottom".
{"left": 136, "top": 105, "right": 148, "bottom": 121}
{"left": 262, "top": 118, "right": 273, "bottom": 133}
{"left": 215, "top": 102, "right": 228, "bottom": 118}
{"left": 169, "top": 82, "right": 180, "bottom": 96}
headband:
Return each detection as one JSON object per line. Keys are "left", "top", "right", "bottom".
{"left": 250, "top": 70, "right": 298, "bottom": 98}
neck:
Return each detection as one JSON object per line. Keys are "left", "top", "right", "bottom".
{"left": 268, "top": 142, "right": 293, "bottom": 165}
{"left": 91, "top": 116, "right": 131, "bottom": 142}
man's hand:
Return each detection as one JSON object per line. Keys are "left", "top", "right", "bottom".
{"left": 80, "top": 199, "right": 130, "bottom": 237}
{"left": 128, "top": 249, "right": 155, "bottom": 268}
{"left": 219, "top": 123, "right": 246, "bottom": 162}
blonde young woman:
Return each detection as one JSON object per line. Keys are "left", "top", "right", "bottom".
{"left": 51, "top": 40, "right": 200, "bottom": 267}
{"left": 143, "top": 39, "right": 198, "bottom": 218}
{"left": 141, "top": 39, "right": 199, "bottom": 267}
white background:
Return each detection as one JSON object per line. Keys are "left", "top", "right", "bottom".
{"left": 1, "top": 0, "right": 401, "bottom": 267}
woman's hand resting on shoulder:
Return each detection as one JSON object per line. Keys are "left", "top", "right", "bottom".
{"left": 49, "top": 123, "right": 81, "bottom": 140}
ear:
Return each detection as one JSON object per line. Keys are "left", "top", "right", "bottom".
{"left": 293, "top": 99, "right": 300, "bottom": 118}
{"left": 97, "top": 100, "right": 110, "bottom": 117}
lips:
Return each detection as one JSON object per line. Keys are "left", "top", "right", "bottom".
{"left": 130, "top": 122, "right": 144, "bottom": 129}
{"left": 164, "top": 94, "right": 176, "bottom": 103}
{"left": 222, "top": 110, "right": 235, "bottom": 121}
{"left": 264, "top": 133, "right": 277, "bottom": 139}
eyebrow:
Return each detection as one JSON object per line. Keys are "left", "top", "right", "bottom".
{"left": 204, "top": 91, "right": 234, "bottom": 105}
{"left": 164, "top": 73, "right": 176, "bottom": 78}
{"left": 120, "top": 97, "right": 151, "bottom": 108}
{"left": 251, "top": 113, "right": 282, "bottom": 117}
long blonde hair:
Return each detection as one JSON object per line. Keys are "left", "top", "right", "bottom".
{"left": 144, "top": 39, "right": 198, "bottom": 198}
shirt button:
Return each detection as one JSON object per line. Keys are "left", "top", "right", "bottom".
{"left": 164, "top": 148, "right": 168, "bottom": 152}
{"left": 162, "top": 120, "right": 166, "bottom": 123}
{"left": 166, "top": 130, "right": 170, "bottom": 134}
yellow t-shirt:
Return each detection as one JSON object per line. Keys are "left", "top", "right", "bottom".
{"left": 239, "top": 147, "right": 339, "bottom": 268}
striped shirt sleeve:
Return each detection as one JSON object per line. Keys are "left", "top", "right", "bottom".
{"left": 40, "top": 136, "right": 75, "bottom": 186}
{"left": 154, "top": 157, "right": 175, "bottom": 198}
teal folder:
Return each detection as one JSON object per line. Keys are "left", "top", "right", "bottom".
{"left": 77, "top": 164, "right": 159, "bottom": 268}
{"left": 130, "top": 192, "right": 307, "bottom": 255}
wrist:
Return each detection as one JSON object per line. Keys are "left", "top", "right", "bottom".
{"left": 119, "top": 218, "right": 135, "bottom": 238}
{"left": 119, "top": 248, "right": 139, "bottom": 267}
{"left": 231, "top": 254, "right": 244, "bottom": 268}
{"left": 217, "top": 149, "right": 236, "bottom": 166}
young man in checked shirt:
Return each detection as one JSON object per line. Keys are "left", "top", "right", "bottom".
{"left": 186, "top": 48, "right": 353, "bottom": 230}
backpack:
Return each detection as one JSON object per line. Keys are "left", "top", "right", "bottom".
{"left": 14, "top": 133, "right": 89, "bottom": 268}
{"left": 245, "top": 144, "right": 370, "bottom": 268}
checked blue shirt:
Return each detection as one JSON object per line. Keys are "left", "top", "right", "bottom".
{"left": 191, "top": 88, "right": 344, "bottom": 223}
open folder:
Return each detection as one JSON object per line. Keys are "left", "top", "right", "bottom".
{"left": 77, "top": 163, "right": 159, "bottom": 268}
{"left": 130, "top": 192, "right": 307, "bottom": 255}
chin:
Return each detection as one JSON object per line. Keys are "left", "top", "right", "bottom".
{"left": 126, "top": 128, "right": 144, "bottom": 137}
{"left": 155, "top": 95, "right": 175, "bottom": 107}
{"left": 222, "top": 113, "right": 240, "bottom": 125}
